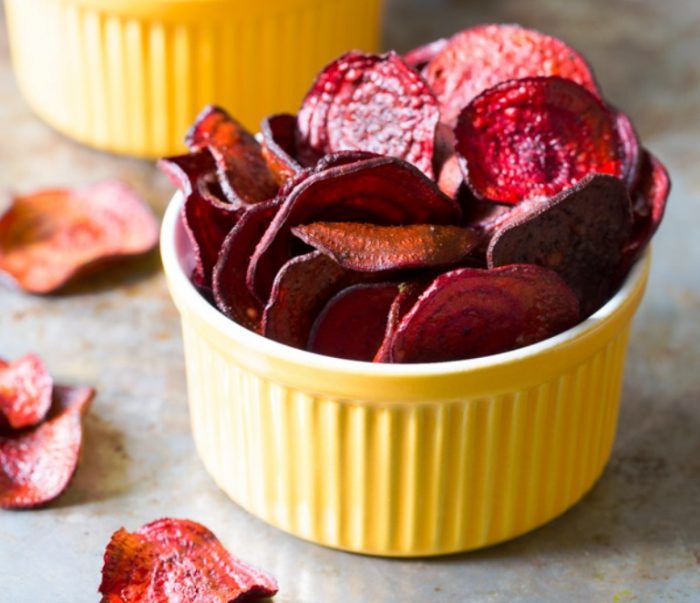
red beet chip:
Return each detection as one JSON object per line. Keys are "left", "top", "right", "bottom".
{"left": 213, "top": 199, "right": 280, "bottom": 332}
{"left": 487, "top": 174, "right": 633, "bottom": 316}
{"left": 296, "top": 51, "right": 440, "bottom": 177}
{"left": 403, "top": 38, "right": 449, "bottom": 73}
{"left": 157, "top": 150, "right": 217, "bottom": 197}
{"left": 261, "top": 113, "right": 302, "bottom": 186}
{"left": 0, "top": 385, "right": 94, "bottom": 509}
{"left": 186, "top": 105, "right": 278, "bottom": 206}
{"left": 99, "top": 518, "right": 278, "bottom": 603}
{"left": 373, "top": 281, "right": 428, "bottom": 362}
{"left": 292, "top": 222, "right": 480, "bottom": 272}
{"left": 309, "top": 283, "right": 401, "bottom": 361}
{"left": 425, "top": 24, "right": 600, "bottom": 126}
{"left": 0, "top": 181, "right": 159, "bottom": 294}
{"left": 615, "top": 109, "right": 642, "bottom": 191}
{"left": 262, "top": 252, "right": 363, "bottom": 349}
{"left": 390, "top": 265, "right": 580, "bottom": 363}
{"left": 455, "top": 76, "right": 623, "bottom": 205}
{"left": 0, "top": 354, "right": 52, "bottom": 430}
{"left": 247, "top": 156, "right": 461, "bottom": 303}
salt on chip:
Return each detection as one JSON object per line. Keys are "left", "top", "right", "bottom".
{"left": 0, "top": 354, "right": 52, "bottom": 430}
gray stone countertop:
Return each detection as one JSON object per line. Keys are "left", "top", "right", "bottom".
{"left": 1, "top": 0, "right": 699, "bottom": 601}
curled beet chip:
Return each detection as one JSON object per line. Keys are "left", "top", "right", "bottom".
{"left": 0, "top": 181, "right": 159, "bottom": 294}
{"left": 261, "top": 113, "right": 302, "bottom": 186}
{"left": 403, "top": 38, "right": 449, "bottom": 73}
{"left": 296, "top": 51, "right": 440, "bottom": 177}
{"left": 157, "top": 150, "right": 217, "bottom": 197}
{"left": 248, "top": 156, "right": 461, "bottom": 303}
{"left": 615, "top": 109, "right": 642, "bottom": 191}
{"left": 0, "top": 385, "right": 94, "bottom": 509}
{"left": 262, "top": 252, "right": 365, "bottom": 349}
{"left": 425, "top": 24, "right": 600, "bottom": 126}
{"left": 455, "top": 76, "right": 623, "bottom": 205}
{"left": 309, "top": 283, "right": 401, "bottom": 361}
{"left": 186, "top": 105, "right": 278, "bottom": 206}
{"left": 99, "top": 518, "right": 278, "bottom": 603}
{"left": 373, "top": 281, "right": 428, "bottom": 362}
{"left": 0, "top": 354, "right": 52, "bottom": 430}
{"left": 213, "top": 200, "right": 280, "bottom": 332}
{"left": 390, "top": 265, "right": 580, "bottom": 363}
{"left": 292, "top": 222, "right": 480, "bottom": 272}
{"left": 488, "top": 174, "right": 632, "bottom": 316}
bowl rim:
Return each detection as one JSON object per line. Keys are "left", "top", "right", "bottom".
{"left": 161, "top": 191, "right": 649, "bottom": 379}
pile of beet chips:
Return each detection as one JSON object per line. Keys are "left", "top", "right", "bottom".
{"left": 160, "top": 24, "right": 670, "bottom": 363}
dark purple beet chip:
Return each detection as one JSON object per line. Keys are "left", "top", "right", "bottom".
{"left": 157, "top": 150, "right": 216, "bottom": 197}
{"left": 390, "top": 265, "right": 580, "bottom": 363}
{"left": 308, "top": 283, "right": 401, "bottom": 361}
{"left": 487, "top": 174, "right": 633, "bottom": 316}
{"left": 261, "top": 113, "right": 303, "bottom": 186}
{"left": 373, "top": 281, "right": 428, "bottom": 362}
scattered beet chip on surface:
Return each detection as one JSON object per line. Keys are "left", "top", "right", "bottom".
{"left": 488, "top": 174, "right": 632, "bottom": 316}
{"left": 425, "top": 24, "right": 600, "bottom": 126}
{"left": 296, "top": 51, "right": 440, "bottom": 177}
{"left": 309, "top": 283, "right": 401, "bottom": 361}
{"left": 455, "top": 76, "right": 622, "bottom": 205}
{"left": 213, "top": 199, "right": 280, "bottom": 332}
{"left": 403, "top": 38, "right": 449, "bottom": 72}
{"left": 0, "top": 385, "right": 94, "bottom": 509}
{"left": 157, "top": 150, "right": 217, "bottom": 197}
{"left": 0, "top": 181, "right": 159, "bottom": 294}
{"left": 262, "top": 252, "right": 363, "bottom": 349}
{"left": 373, "top": 281, "right": 428, "bottom": 362}
{"left": 292, "top": 222, "right": 480, "bottom": 272}
{"left": 261, "top": 113, "right": 303, "bottom": 186}
{"left": 99, "top": 518, "right": 278, "bottom": 603}
{"left": 390, "top": 265, "right": 580, "bottom": 363}
{"left": 0, "top": 354, "right": 52, "bottom": 430}
{"left": 185, "top": 105, "right": 278, "bottom": 206}
{"left": 247, "top": 156, "right": 461, "bottom": 302}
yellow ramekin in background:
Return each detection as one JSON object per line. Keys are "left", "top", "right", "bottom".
{"left": 4, "top": 0, "right": 383, "bottom": 158}
{"left": 161, "top": 193, "right": 650, "bottom": 557}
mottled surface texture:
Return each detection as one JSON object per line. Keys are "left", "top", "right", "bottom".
{"left": 0, "top": 1, "right": 698, "bottom": 601}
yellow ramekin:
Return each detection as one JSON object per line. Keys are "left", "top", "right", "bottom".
{"left": 161, "top": 192, "right": 650, "bottom": 557}
{"left": 4, "top": 0, "right": 383, "bottom": 158}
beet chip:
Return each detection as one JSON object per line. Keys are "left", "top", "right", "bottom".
{"left": 373, "top": 281, "right": 428, "bottom": 363}
{"left": 296, "top": 51, "right": 440, "bottom": 177}
{"left": 455, "top": 77, "right": 622, "bottom": 205}
{"left": 0, "top": 354, "right": 52, "bottom": 430}
{"left": 99, "top": 518, "right": 278, "bottom": 603}
{"left": 309, "top": 283, "right": 401, "bottom": 361}
{"left": 247, "top": 156, "right": 461, "bottom": 302}
{"left": 615, "top": 109, "right": 642, "bottom": 191}
{"left": 425, "top": 24, "right": 600, "bottom": 126}
{"left": 488, "top": 174, "right": 632, "bottom": 316}
{"left": 261, "top": 113, "right": 303, "bottom": 186}
{"left": 292, "top": 222, "right": 480, "bottom": 272}
{"left": 0, "top": 385, "right": 94, "bottom": 509}
{"left": 390, "top": 265, "right": 580, "bottom": 363}
{"left": 186, "top": 105, "right": 278, "bottom": 206}
{"left": 157, "top": 150, "right": 217, "bottom": 197}
{"left": 0, "top": 181, "right": 159, "bottom": 294}
{"left": 213, "top": 200, "right": 280, "bottom": 331}
{"left": 403, "top": 38, "right": 449, "bottom": 73}
{"left": 262, "top": 252, "right": 361, "bottom": 349}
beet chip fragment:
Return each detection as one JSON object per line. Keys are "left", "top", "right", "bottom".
{"left": 309, "top": 283, "right": 401, "bottom": 361}
{"left": 0, "top": 354, "right": 52, "bottom": 430}
{"left": 292, "top": 222, "right": 480, "bottom": 272}
{"left": 488, "top": 174, "right": 632, "bottom": 316}
{"left": 425, "top": 24, "right": 600, "bottom": 126}
{"left": 455, "top": 77, "right": 623, "bottom": 205}
{"left": 296, "top": 51, "right": 440, "bottom": 177}
{"left": 390, "top": 265, "right": 580, "bottom": 363}
{"left": 0, "top": 181, "right": 159, "bottom": 294}
{"left": 0, "top": 385, "right": 94, "bottom": 509}
{"left": 99, "top": 518, "right": 278, "bottom": 603}
{"left": 186, "top": 105, "right": 278, "bottom": 206}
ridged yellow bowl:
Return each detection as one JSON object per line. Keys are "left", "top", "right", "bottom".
{"left": 4, "top": 0, "right": 383, "bottom": 158}
{"left": 161, "top": 192, "right": 650, "bottom": 557}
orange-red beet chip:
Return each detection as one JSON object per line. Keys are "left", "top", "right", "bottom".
{"left": 0, "top": 354, "right": 52, "bottom": 430}
{"left": 296, "top": 51, "right": 440, "bottom": 177}
{"left": 186, "top": 105, "right": 278, "bottom": 206}
{"left": 99, "top": 518, "right": 278, "bottom": 603}
{"left": 292, "top": 222, "right": 480, "bottom": 272}
{"left": 0, "top": 181, "right": 159, "bottom": 294}
{"left": 425, "top": 24, "right": 600, "bottom": 126}
{"left": 0, "top": 385, "right": 94, "bottom": 509}
{"left": 390, "top": 265, "right": 580, "bottom": 363}
{"left": 455, "top": 76, "right": 623, "bottom": 205}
